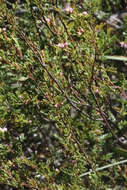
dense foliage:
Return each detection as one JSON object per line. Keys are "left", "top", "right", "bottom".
{"left": 0, "top": 0, "right": 127, "bottom": 189}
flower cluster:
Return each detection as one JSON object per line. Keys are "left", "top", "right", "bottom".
{"left": 57, "top": 42, "right": 68, "bottom": 48}
{"left": 62, "top": 4, "right": 73, "bottom": 13}
{"left": 120, "top": 41, "right": 127, "bottom": 49}
{"left": 0, "top": 127, "right": 7, "bottom": 133}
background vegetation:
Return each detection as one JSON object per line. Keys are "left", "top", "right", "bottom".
{"left": 0, "top": 0, "right": 127, "bottom": 189}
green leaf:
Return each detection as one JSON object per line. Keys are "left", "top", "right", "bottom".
{"left": 18, "top": 77, "right": 28, "bottom": 81}
{"left": 11, "top": 83, "right": 22, "bottom": 89}
{"left": 12, "top": 35, "right": 20, "bottom": 48}
{"left": 104, "top": 55, "right": 127, "bottom": 61}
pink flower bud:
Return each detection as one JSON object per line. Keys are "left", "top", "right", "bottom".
{"left": 83, "top": 11, "right": 88, "bottom": 15}
{"left": 29, "top": 120, "right": 32, "bottom": 124}
{"left": 54, "top": 103, "right": 58, "bottom": 108}
{"left": 2, "top": 27, "right": 6, "bottom": 32}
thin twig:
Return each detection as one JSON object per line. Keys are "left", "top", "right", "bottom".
{"left": 89, "top": 87, "right": 117, "bottom": 139}
{"left": 79, "top": 159, "right": 127, "bottom": 177}
{"left": 18, "top": 30, "right": 83, "bottom": 113}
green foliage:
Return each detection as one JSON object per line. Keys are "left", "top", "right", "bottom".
{"left": 0, "top": 0, "right": 127, "bottom": 189}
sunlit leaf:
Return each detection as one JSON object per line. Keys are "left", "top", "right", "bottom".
{"left": 104, "top": 55, "right": 127, "bottom": 61}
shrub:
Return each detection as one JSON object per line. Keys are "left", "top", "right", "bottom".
{"left": 0, "top": 0, "right": 127, "bottom": 189}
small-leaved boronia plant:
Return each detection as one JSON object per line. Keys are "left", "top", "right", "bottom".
{"left": 0, "top": 0, "right": 127, "bottom": 189}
